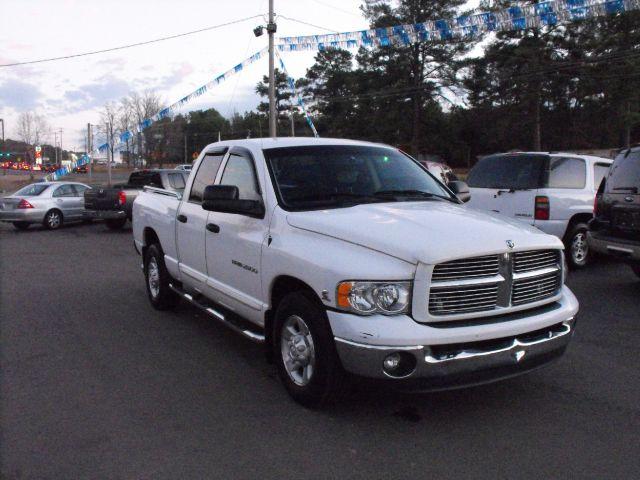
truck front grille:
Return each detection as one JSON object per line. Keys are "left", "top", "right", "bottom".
{"left": 429, "top": 250, "right": 562, "bottom": 316}
{"left": 431, "top": 255, "right": 499, "bottom": 281}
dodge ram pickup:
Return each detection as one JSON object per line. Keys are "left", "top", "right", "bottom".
{"left": 133, "top": 138, "right": 579, "bottom": 407}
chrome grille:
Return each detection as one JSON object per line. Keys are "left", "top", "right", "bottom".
{"left": 428, "top": 249, "right": 562, "bottom": 317}
{"left": 429, "top": 283, "right": 499, "bottom": 314}
{"left": 512, "top": 271, "right": 561, "bottom": 305}
{"left": 431, "top": 255, "right": 499, "bottom": 281}
{"left": 513, "top": 250, "right": 560, "bottom": 273}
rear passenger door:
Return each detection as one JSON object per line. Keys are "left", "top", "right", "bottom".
{"left": 71, "top": 184, "right": 90, "bottom": 218}
{"left": 52, "top": 184, "right": 78, "bottom": 219}
{"left": 205, "top": 148, "right": 267, "bottom": 321}
{"left": 176, "top": 149, "right": 227, "bottom": 289}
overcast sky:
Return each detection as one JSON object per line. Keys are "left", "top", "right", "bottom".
{"left": 1, "top": 0, "right": 480, "bottom": 150}
{"left": 0, "top": 0, "right": 370, "bottom": 149}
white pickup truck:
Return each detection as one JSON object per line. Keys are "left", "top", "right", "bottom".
{"left": 133, "top": 138, "right": 579, "bottom": 407}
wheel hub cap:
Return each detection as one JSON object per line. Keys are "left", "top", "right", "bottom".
{"left": 280, "top": 315, "right": 315, "bottom": 386}
{"left": 148, "top": 258, "right": 160, "bottom": 298}
{"left": 572, "top": 233, "right": 588, "bottom": 263}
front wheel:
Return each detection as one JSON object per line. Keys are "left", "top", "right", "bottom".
{"left": 43, "top": 210, "right": 63, "bottom": 230}
{"left": 566, "top": 223, "right": 590, "bottom": 269}
{"left": 12, "top": 221, "right": 30, "bottom": 230}
{"left": 144, "top": 244, "right": 179, "bottom": 310}
{"left": 274, "top": 291, "right": 344, "bottom": 408}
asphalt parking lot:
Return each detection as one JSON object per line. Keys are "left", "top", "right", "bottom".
{"left": 1, "top": 221, "right": 639, "bottom": 479}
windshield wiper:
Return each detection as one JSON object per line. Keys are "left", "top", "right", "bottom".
{"left": 290, "top": 192, "right": 391, "bottom": 204}
{"left": 374, "top": 189, "right": 455, "bottom": 203}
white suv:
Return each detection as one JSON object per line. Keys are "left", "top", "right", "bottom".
{"left": 467, "top": 152, "right": 612, "bottom": 268}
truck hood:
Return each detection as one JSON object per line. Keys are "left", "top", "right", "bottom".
{"left": 286, "top": 201, "right": 563, "bottom": 265}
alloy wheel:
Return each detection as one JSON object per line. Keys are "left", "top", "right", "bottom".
{"left": 571, "top": 232, "right": 588, "bottom": 265}
{"left": 147, "top": 257, "right": 160, "bottom": 299}
{"left": 280, "top": 315, "right": 316, "bottom": 386}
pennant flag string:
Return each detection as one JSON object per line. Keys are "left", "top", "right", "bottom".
{"left": 98, "top": 46, "right": 269, "bottom": 152}
{"left": 278, "top": 0, "right": 640, "bottom": 49}
{"left": 275, "top": 50, "right": 319, "bottom": 138}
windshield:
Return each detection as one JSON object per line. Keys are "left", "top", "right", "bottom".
{"left": 14, "top": 184, "right": 49, "bottom": 196}
{"left": 468, "top": 154, "right": 547, "bottom": 190}
{"left": 263, "top": 145, "right": 453, "bottom": 210}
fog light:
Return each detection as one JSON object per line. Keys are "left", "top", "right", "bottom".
{"left": 383, "top": 353, "right": 402, "bottom": 372}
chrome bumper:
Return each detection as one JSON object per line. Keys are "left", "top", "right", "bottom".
{"left": 334, "top": 318, "right": 575, "bottom": 390}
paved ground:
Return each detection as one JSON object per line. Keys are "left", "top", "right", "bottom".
{"left": 1, "top": 222, "right": 639, "bottom": 479}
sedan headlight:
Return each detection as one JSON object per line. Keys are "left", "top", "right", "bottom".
{"left": 336, "top": 281, "right": 411, "bottom": 315}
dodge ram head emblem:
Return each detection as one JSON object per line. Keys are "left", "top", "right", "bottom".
{"left": 506, "top": 240, "right": 515, "bottom": 249}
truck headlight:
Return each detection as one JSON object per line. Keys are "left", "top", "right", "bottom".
{"left": 336, "top": 281, "right": 411, "bottom": 315}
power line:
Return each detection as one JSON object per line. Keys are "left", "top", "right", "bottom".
{"left": 308, "top": 0, "right": 363, "bottom": 18}
{"left": 278, "top": 15, "right": 340, "bottom": 33}
{"left": 0, "top": 15, "right": 263, "bottom": 68}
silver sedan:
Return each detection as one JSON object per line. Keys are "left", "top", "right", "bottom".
{"left": 0, "top": 182, "right": 92, "bottom": 230}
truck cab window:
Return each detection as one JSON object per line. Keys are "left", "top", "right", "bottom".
{"left": 168, "top": 173, "right": 186, "bottom": 190}
{"left": 189, "top": 152, "right": 226, "bottom": 203}
{"left": 219, "top": 154, "right": 261, "bottom": 201}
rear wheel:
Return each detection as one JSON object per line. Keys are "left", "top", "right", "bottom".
{"left": 12, "top": 221, "right": 30, "bottom": 230}
{"left": 105, "top": 218, "right": 127, "bottom": 230}
{"left": 43, "top": 210, "right": 63, "bottom": 230}
{"left": 144, "top": 244, "right": 179, "bottom": 310}
{"left": 566, "top": 223, "right": 590, "bottom": 269}
{"left": 274, "top": 291, "right": 344, "bottom": 408}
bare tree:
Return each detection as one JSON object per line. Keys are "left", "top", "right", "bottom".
{"left": 118, "top": 98, "right": 134, "bottom": 167}
{"left": 126, "top": 90, "right": 162, "bottom": 166}
{"left": 100, "top": 101, "right": 120, "bottom": 165}
{"left": 17, "top": 111, "right": 49, "bottom": 148}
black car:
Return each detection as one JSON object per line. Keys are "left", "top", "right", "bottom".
{"left": 589, "top": 146, "right": 640, "bottom": 278}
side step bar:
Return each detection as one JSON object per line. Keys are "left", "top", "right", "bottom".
{"left": 169, "top": 283, "right": 265, "bottom": 343}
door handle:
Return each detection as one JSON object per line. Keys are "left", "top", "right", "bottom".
{"left": 177, "top": 214, "right": 188, "bottom": 223}
{"left": 206, "top": 223, "right": 220, "bottom": 233}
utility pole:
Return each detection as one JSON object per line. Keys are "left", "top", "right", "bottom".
{"left": 87, "top": 123, "right": 93, "bottom": 181}
{"left": 1, "top": 118, "right": 5, "bottom": 176}
{"left": 268, "top": 0, "right": 277, "bottom": 137}
{"left": 106, "top": 122, "right": 112, "bottom": 187}
{"left": 184, "top": 134, "right": 187, "bottom": 163}
{"left": 54, "top": 132, "right": 59, "bottom": 165}
{"left": 290, "top": 111, "right": 295, "bottom": 137}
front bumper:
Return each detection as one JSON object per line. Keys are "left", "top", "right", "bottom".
{"left": 0, "top": 209, "right": 46, "bottom": 223}
{"left": 329, "top": 286, "right": 578, "bottom": 388}
{"left": 588, "top": 231, "right": 640, "bottom": 262}
{"left": 86, "top": 209, "right": 127, "bottom": 220}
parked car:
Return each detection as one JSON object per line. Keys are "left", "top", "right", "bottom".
{"left": 84, "top": 169, "right": 188, "bottom": 230}
{"left": 589, "top": 146, "right": 640, "bottom": 278}
{"left": 133, "top": 138, "right": 578, "bottom": 407}
{"left": 0, "top": 182, "right": 91, "bottom": 230}
{"left": 175, "top": 164, "right": 193, "bottom": 171}
{"left": 72, "top": 165, "right": 88, "bottom": 174}
{"left": 466, "top": 152, "right": 612, "bottom": 269}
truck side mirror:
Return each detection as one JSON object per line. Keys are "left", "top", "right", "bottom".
{"left": 202, "top": 184, "right": 265, "bottom": 218}
{"left": 448, "top": 181, "right": 471, "bottom": 203}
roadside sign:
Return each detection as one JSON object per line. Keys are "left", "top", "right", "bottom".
{"left": 35, "top": 145, "right": 42, "bottom": 153}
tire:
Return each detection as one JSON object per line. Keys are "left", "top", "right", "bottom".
{"left": 43, "top": 209, "right": 63, "bottom": 230}
{"left": 144, "top": 244, "right": 179, "bottom": 310}
{"left": 12, "top": 221, "right": 30, "bottom": 230}
{"left": 566, "top": 223, "right": 590, "bottom": 269}
{"left": 105, "top": 218, "right": 127, "bottom": 230}
{"left": 274, "top": 291, "right": 344, "bottom": 408}
{"left": 631, "top": 263, "right": 640, "bottom": 279}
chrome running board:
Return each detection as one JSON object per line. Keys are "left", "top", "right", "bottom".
{"left": 168, "top": 283, "right": 265, "bottom": 343}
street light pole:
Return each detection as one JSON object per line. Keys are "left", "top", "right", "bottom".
{"left": 268, "top": 0, "right": 277, "bottom": 137}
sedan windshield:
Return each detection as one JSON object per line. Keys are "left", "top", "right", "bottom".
{"left": 14, "top": 184, "right": 50, "bottom": 196}
{"left": 263, "top": 145, "right": 453, "bottom": 210}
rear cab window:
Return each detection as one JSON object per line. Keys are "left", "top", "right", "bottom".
{"left": 606, "top": 150, "right": 640, "bottom": 193}
{"left": 128, "top": 171, "right": 163, "bottom": 188}
{"left": 467, "top": 154, "right": 547, "bottom": 189}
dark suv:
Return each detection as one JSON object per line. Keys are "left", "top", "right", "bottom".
{"left": 589, "top": 146, "right": 640, "bottom": 278}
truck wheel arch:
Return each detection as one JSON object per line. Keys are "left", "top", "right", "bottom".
{"left": 563, "top": 213, "right": 593, "bottom": 242}
{"left": 264, "top": 275, "right": 323, "bottom": 362}
{"left": 142, "top": 227, "right": 161, "bottom": 257}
